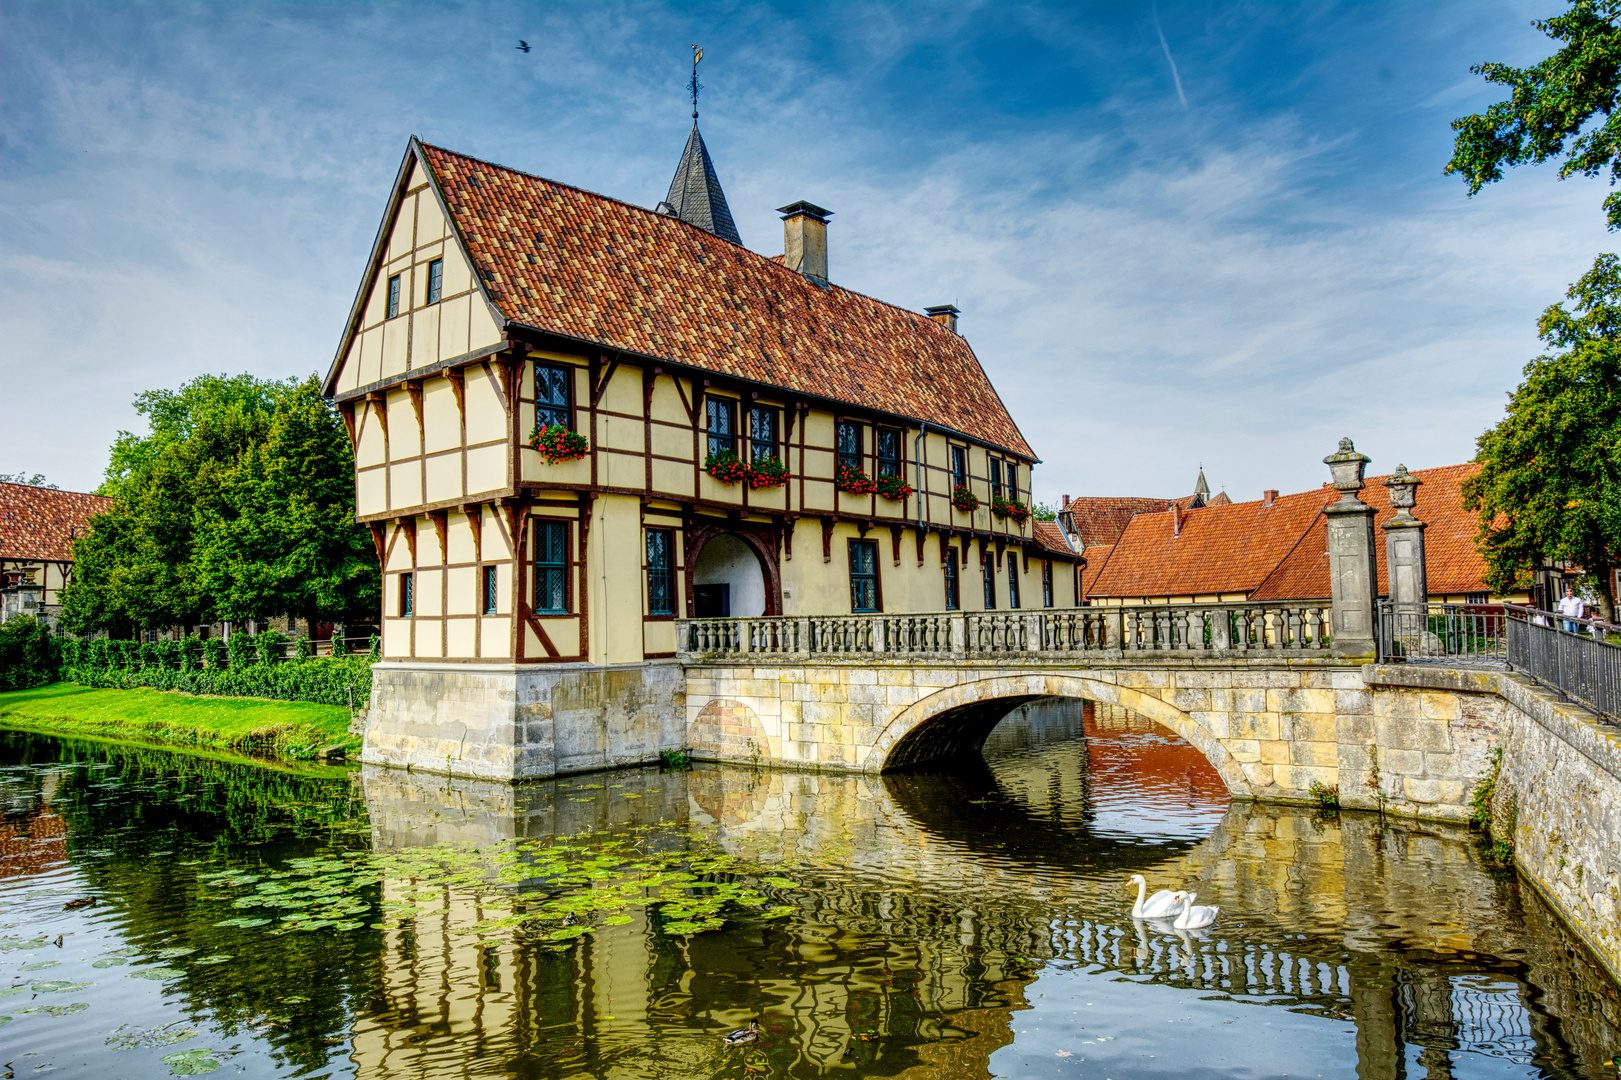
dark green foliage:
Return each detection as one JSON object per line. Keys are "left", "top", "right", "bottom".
{"left": 1462, "top": 255, "right": 1621, "bottom": 616}
{"left": 55, "top": 636, "right": 370, "bottom": 708}
{"left": 1448, "top": 1, "right": 1621, "bottom": 228}
{"left": 59, "top": 374, "right": 379, "bottom": 636}
{"left": 0, "top": 617, "right": 59, "bottom": 691}
{"left": 657, "top": 748, "right": 692, "bottom": 769}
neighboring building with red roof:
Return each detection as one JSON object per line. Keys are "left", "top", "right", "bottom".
{"left": 1081, "top": 463, "right": 1511, "bottom": 606}
{"left": 0, "top": 482, "right": 114, "bottom": 629}
{"left": 1055, "top": 469, "right": 1230, "bottom": 550}
{"left": 324, "top": 127, "right": 1079, "bottom": 683}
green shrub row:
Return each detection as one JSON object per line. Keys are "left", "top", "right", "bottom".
{"left": 53, "top": 634, "right": 379, "bottom": 708}
{"left": 0, "top": 616, "right": 59, "bottom": 692}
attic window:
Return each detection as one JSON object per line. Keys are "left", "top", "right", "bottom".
{"left": 426, "top": 259, "right": 443, "bottom": 304}
{"left": 387, "top": 274, "right": 401, "bottom": 319}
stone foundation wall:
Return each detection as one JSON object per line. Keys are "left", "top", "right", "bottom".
{"left": 360, "top": 660, "right": 684, "bottom": 781}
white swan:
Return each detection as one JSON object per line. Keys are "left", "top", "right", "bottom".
{"left": 1173, "top": 891, "right": 1219, "bottom": 930}
{"left": 1128, "top": 874, "right": 1186, "bottom": 919}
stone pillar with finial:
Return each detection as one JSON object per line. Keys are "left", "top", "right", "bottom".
{"left": 1382, "top": 465, "right": 1427, "bottom": 611}
{"left": 1324, "top": 437, "right": 1378, "bottom": 658}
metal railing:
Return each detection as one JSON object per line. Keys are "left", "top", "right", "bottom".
{"left": 676, "top": 602, "right": 1334, "bottom": 662}
{"left": 1377, "top": 602, "right": 1507, "bottom": 665}
{"left": 1502, "top": 604, "right": 1621, "bottom": 721}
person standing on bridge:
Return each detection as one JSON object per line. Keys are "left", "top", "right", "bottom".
{"left": 1557, "top": 585, "right": 1586, "bottom": 633}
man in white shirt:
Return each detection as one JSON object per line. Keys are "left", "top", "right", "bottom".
{"left": 1557, "top": 585, "right": 1586, "bottom": 632}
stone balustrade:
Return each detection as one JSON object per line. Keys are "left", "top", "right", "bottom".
{"left": 675, "top": 603, "right": 1332, "bottom": 662}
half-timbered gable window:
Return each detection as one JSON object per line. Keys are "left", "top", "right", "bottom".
{"left": 950, "top": 445, "right": 967, "bottom": 490}
{"left": 1006, "top": 462, "right": 1018, "bottom": 499}
{"left": 535, "top": 364, "right": 573, "bottom": 430}
{"left": 646, "top": 529, "right": 675, "bottom": 616}
{"left": 837, "top": 420, "right": 862, "bottom": 473}
{"left": 748, "top": 405, "right": 778, "bottom": 463}
{"left": 876, "top": 427, "right": 901, "bottom": 477}
{"left": 534, "top": 520, "right": 569, "bottom": 614}
{"left": 400, "top": 572, "right": 414, "bottom": 617}
{"left": 982, "top": 555, "right": 995, "bottom": 609}
{"left": 707, "top": 397, "right": 738, "bottom": 457}
{"left": 989, "top": 458, "right": 1004, "bottom": 499}
{"left": 1042, "top": 560, "right": 1054, "bottom": 608}
{"left": 1007, "top": 558, "right": 1021, "bottom": 609}
{"left": 387, "top": 274, "right": 402, "bottom": 319}
{"left": 426, "top": 258, "right": 444, "bottom": 304}
{"left": 481, "top": 565, "right": 498, "bottom": 615}
{"left": 944, "top": 546, "right": 960, "bottom": 610}
{"left": 849, "top": 540, "right": 879, "bottom": 613}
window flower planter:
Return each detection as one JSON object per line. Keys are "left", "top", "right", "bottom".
{"left": 704, "top": 451, "right": 752, "bottom": 486}
{"left": 951, "top": 486, "right": 980, "bottom": 514}
{"left": 991, "top": 494, "right": 1031, "bottom": 526}
{"left": 746, "top": 456, "right": 790, "bottom": 489}
{"left": 529, "top": 423, "right": 589, "bottom": 464}
{"left": 837, "top": 462, "right": 878, "bottom": 495}
{"left": 874, "top": 473, "right": 915, "bottom": 501}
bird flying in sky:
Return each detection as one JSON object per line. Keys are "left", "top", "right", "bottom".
{"left": 516, "top": 40, "right": 530, "bottom": 52}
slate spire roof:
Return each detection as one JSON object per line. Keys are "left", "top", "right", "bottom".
{"left": 659, "top": 122, "right": 742, "bottom": 245}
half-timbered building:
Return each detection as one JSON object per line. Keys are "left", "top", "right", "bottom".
{"left": 328, "top": 128, "right": 1079, "bottom": 778}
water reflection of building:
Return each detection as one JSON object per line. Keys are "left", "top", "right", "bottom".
{"left": 344, "top": 706, "right": 1621, "bottom": 1080}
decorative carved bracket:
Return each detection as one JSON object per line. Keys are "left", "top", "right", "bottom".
{"left": 401, "top": 518, "right": 418, "bottom": 566}
{"left": 446, "top": 367, "right": 466, "bottom": 421}
{"left": 461, "top": 503, "right": 483, "bottom": 562}
{"left": 427, "top": 510, "right": 448, "bottom": 560}
{"left": 366, "top": 391, "right": 389, "bottom": 441}
{"left": 890, "top": 524, "right": 904, "bottom": 566}
{"left": 821, "top": 517, "right": 836, "bottom": 563}
{"left": 404, "top": 380, "right": 424, "bottom": 442}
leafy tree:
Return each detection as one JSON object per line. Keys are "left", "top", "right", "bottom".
{"left": 0, "top": 473, "right": 56, "bottom": 488}
{"left": 61, "top": 374, "right": 378, "bottom": 637}
{"left": 1447, "top": 0, "right": 1621, "bottom": 228}
{"left": 1032, "top": 502, "right": 1058, "bottom": 522}
{"left": 1462, "top": 255, "right": 1621, "bottom": 617}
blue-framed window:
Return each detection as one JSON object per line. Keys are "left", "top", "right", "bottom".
{"left": 982, "top": 556, "right": 995, "bottom": 609}
{"left": 749, "top": 405, "right": 777, "bottom": 464}
{"left": 481, "top": 565, "right": 498, "bottom": 615}
{"left": 647, "top": 529, "right": 675, "bottom": 616}
{"left": 950, "top": 445, "right": 967, "bottom": 489}
{"left": 944, "top": 546, "right": 959, "bottom": 611}
{"left": 387, "top": 274, "right": 401, "bottom": 318}
{"left": 707, "top": 397, "right": 737, "bottom": 458}
{"left": 399, "top": 572, "right": 414, "bottom": 617}
{"left": 426, "top": 258, "right": 444, "bottom": 304}
{"left": 1008, "top": 558, "right": 1020, "bottom": 609}
{"left": 534, "top": 521, "right": 569, "bottom": 614}
{"left": 849, "top": 540, "right": 879, "bottom": 613}
{"left": 837, "top": 421, "right": 862, "bottom": 473}
{"left": 535, "top": 364, "right": 572, "bottom": 430}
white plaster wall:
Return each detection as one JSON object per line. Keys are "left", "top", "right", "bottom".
{"left": 694, "top": 534, "right": 766, "bottom": 617}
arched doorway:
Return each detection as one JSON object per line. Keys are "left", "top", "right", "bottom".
{"left": 689, "top": 531, "right": 777, "bottom": 617}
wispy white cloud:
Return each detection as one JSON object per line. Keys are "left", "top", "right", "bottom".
{"left": 1153, "top": 2, "right": 1189, "bottom": 109}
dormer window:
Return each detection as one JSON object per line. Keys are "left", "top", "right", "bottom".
{"left": 426, "top": 259, "right": 443, "bottom": 304}
{"left": 387, "top": 274, "right": 401, "bottom": 318}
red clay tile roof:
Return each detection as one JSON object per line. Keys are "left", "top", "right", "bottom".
{"left": 1086, "top": 463, "right": 1488, "bottom": 601}
{"left": 414, "top": 142, "right": 1035, "bottom": 459}
{"left": 1077, "top": 543, "right": 1117, "bottom": 600}
{"left": 1206, "top": 491, "right": 1232, "bottom": 506}
{"left": 1060, "top": 496, "right": 1177, "bottom": 548}
{"left": 0, "top": 484, "right": 114, "bottom": 562}
{"left": 1032, "top": 520, "right": 1072, "bottom": 555}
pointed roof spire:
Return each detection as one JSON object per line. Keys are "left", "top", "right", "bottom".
{"left": 656, "top": 48, "right": 742, "bottom": 245}
{"left": 1195, "top": 467, "right": 1210, "bottom": 497}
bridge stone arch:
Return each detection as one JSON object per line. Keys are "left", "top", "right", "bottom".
{"left": 864, "top": 673, "right": 1250, "bottom": 796}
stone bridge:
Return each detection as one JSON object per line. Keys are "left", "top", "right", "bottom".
{"left": 676, "top": 604, "right": 1491, "bottom": 819}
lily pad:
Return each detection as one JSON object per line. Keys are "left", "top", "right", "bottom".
{"left": 213, "top": 918, "right": 270, "bottom": 928}
{"left": 157, "top": 947, "right": 196, "bottom": 959}
{"left": 0, "top": 1015, "right": 9, "bottom": 1025}
{"left": 16, "top": 1001, "right": 89, "bottom": 1016}
{"left": 108, "top": 1021, "right": 199, "bottom": 1050}
{"left": 0, "top": 937, "right": 48, "bottom": 951}
{"left": 20, "top": 960, "right": 60, "bottom": 971}
{"left": 161, "top": 1048, "right": 221, "bottom": 1075}
{"left": 0, "top": 986, "right": 26, "bottom": 998}
{"left": 93, "top": 957, "right": 128, "bottom": 968}
{"left": 130, "top": 967, "right": 186, "bottom": 980}
{"left": 193, "top": 955, "right": 232, "bottom": 966}
{"left": 31, "top": 980, "right": 92, "bottom": 993}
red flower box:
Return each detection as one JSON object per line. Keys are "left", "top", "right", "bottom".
{"left": 529, "top": 423, "right": 589, "bottom": 464}
{"left": 951, "top": 486, "right": 980, "bottom": 514}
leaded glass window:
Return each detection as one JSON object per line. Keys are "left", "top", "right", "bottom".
{"left": 950, "top": 445, "right": 967, "bottom": 489}
{"left": 837, "top": 421, "right": 862, "bottom": 473}
{"left": 849, "top": 540, "right": 879, "bottom": 613}
{"left": 482, "top": 565, "right": 498, "bottom": 615}
{"left": 534, "top": 521, "right": 568, "bottom": 614}
{"left": 707, "top": 397, "right": 737, "bottom": 457}
{"left": 535, "top": 364, "right": 572, "bottom": 430}
{"left": 982, "top": 556, "right": 995, "bottom": 609}
{"left": 387, "top": 274, "right": 401, "bottom": 318}
{"left": 427, "top": 259, "right": 443, "bottom": 303}
{"left": 877, "top": 428, "right": 900, "bottom": 477}
{"left": 647, "top": 529, "right": 675, "bottom": 616}
{"left": 944, "top": 547, "right": 959, "bottom": 611}
{"left": 749, "top": 406, "right": 777, "bottom": 463}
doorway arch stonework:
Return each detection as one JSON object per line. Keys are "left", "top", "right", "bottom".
{"left": 684, "top": 523, "right": 782, "bottom": 617}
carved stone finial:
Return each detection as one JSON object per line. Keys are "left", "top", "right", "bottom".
{"left": 1338, "top": 436, "right": 1353, "bottom": 453}
{"left": 1323, "top": 437, "right": 1372, "bottom": 505}
{"left": 1383, "top": 464, "right": 1423, "bottom": 512}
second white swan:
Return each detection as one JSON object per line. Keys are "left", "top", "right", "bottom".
{"left": 1173, "top": 891, "right": 1220, "bottom": 929}
{"left": 1128, "top": 874, "right": 1186, "bottom": 918}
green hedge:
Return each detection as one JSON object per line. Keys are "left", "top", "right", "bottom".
{"left": 0, "top": 616, "right": 61, "bottom": 691}
{"left": 56, "top": 634, "right": 377, "bottom": 708}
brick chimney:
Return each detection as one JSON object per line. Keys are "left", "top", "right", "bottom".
{"left": 778, "top": 201, "right": 831, "bottom": 285}
{"left": 925, "top": 304, "right": 960, "bottom": 334}
{"left": 1263, "top": 489, "right": 1278, "bottom": 507}
{"left": 1171, "top": 502, "right": 1184, "bottom": 537}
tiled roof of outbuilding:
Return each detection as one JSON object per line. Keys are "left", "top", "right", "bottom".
{"left": 1060, "top": 496, "right": 1177, "bottom": 548}
{"left": 1084, "top": 463, "right": 1489, "bottom": 601}
{"left": 415, "top": 142, "right": 1035, "bottom": 459}
{"left": 1032, "top": 521, "right": 1072, "bottom": 554}
{"left": 0, "top": 483, "right": 114, "bottom": 562}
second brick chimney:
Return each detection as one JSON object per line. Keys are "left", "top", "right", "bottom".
{"left": 1263, "top": 489, "right": 1278, "bottom": 507}
{"left": 779, "top": 201, "right": 831, "bottom": 285}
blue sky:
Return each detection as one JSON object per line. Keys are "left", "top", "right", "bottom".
{"left": 0, "top": 0, "right": 1612, "bottom": 505}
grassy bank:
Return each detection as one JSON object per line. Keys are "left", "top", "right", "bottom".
{"left": 0, "top": 682, "right": 357, "bottom": 759}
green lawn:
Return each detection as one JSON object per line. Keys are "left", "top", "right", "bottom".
{"left": 0, "top": 682, "right": 357, "bottom": 759}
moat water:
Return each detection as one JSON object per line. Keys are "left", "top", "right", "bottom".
{"left": 1, "top": 701, "right": 1618, "bottom": 1080}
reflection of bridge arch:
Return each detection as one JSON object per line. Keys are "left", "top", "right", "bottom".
{"left": 866, "top": 674, "right": 1246, "bottom": 795}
